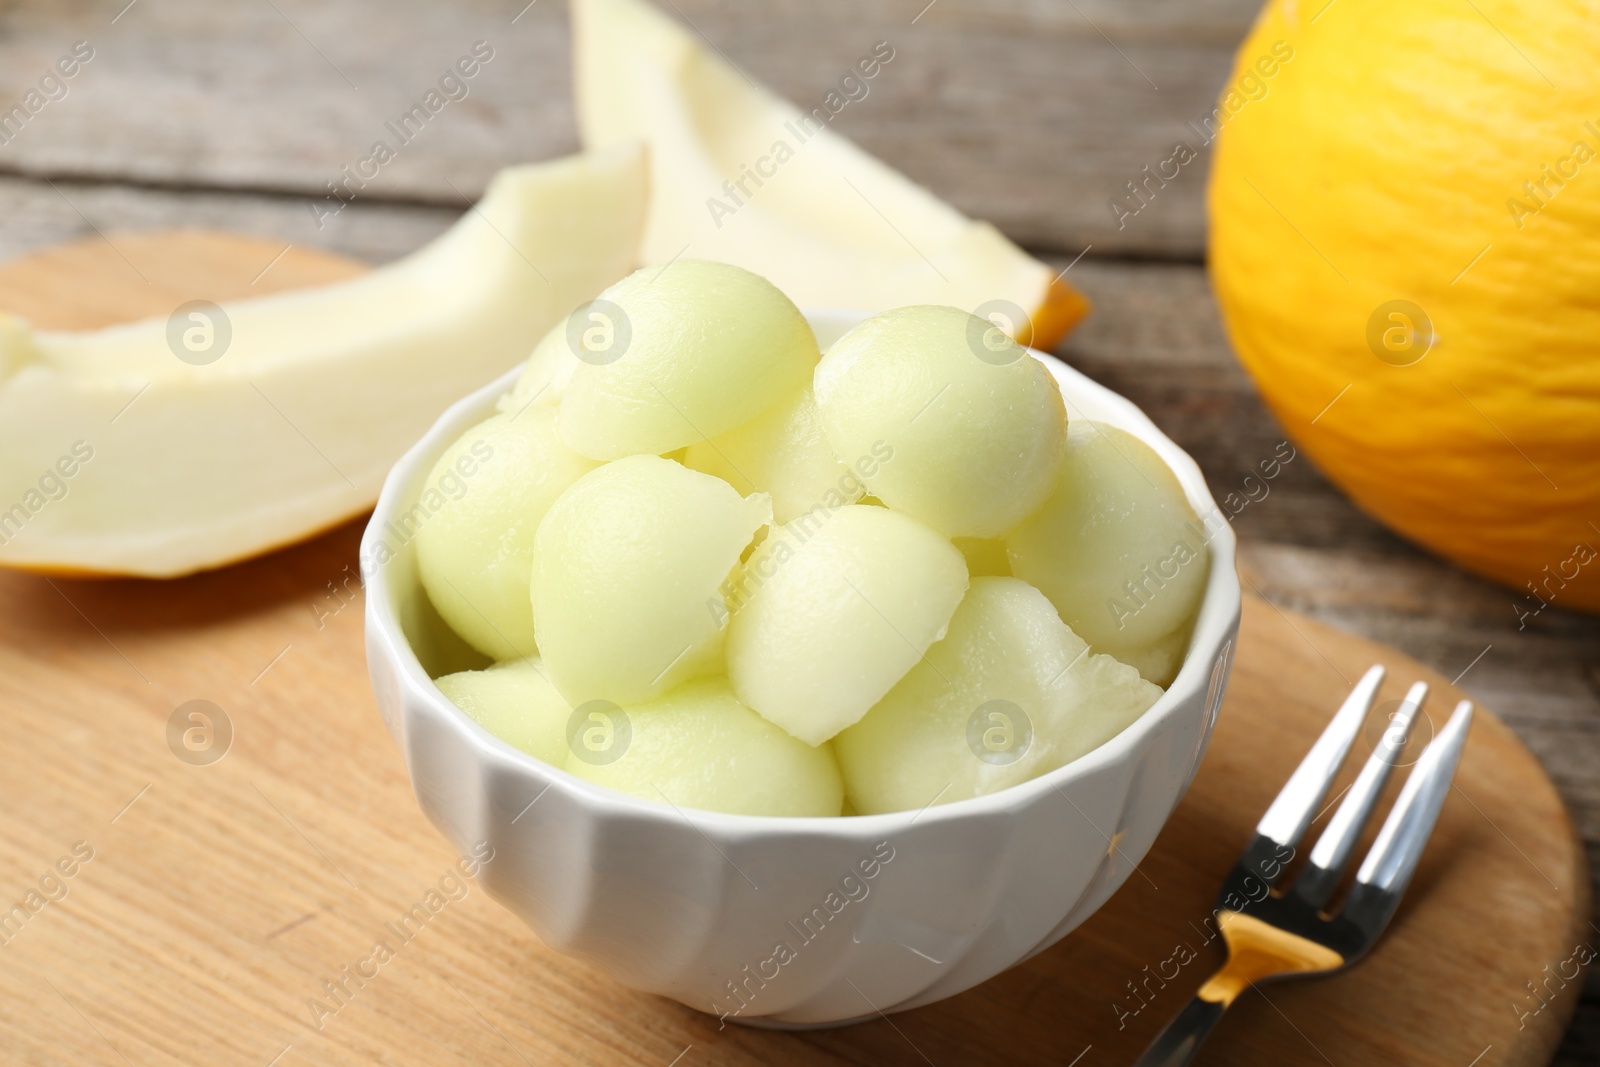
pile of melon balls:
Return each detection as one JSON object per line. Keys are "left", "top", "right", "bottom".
{"left": 415, "top": 261, "right": 1208, "bottom": 818}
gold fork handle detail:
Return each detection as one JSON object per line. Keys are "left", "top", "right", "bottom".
{"left": 1197, "top": 910, "right": 1346, "bottom": 1006}
{"left": 1134, "top": 911, "right": 1346, "bottom": 1064}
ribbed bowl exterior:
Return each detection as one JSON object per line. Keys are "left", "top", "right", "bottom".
{"left": 363, "top": 311, "right": 1241, "bottom": 1026}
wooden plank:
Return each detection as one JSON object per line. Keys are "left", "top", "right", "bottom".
{"left": 0, "top": 230, "right": 365, "bottom": 330}
{"left": 0, "top": 176, "right": 456, "bottom": 268}
{"left": 0, "top": 0, "right": 1261, "bottom": 257}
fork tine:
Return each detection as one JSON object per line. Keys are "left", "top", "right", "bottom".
{"left": 1354, "top": 699, "right": 1473, "bottom": 894}
{"left": 1293, "top": 681, "right": 1428, "bottom": 907}
{"left": 1255, "top": 664, "right": 1385, "bottom": 850}
{"left": 1147, "top": 690, "right": 1473, "bottom": 1065}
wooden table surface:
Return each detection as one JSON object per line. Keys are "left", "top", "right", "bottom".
{"left": 0, "top": 0, "right": 1595, "bottom": 1060}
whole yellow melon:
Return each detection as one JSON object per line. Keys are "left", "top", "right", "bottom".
{"left": 1209, "top": 0, "right": 1600, "bottom": 615}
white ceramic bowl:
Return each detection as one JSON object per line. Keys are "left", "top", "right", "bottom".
{"left": 363, "top": 310, "right": 1241, "bottom": 1027}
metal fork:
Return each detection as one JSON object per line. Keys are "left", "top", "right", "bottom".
{"left": 1135, "top": 665, "right": 1474, "bottom": 1065}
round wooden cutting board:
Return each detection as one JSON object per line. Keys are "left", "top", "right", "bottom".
{"left": 0, "top": 233, "right": 1586, "bottom": 1066}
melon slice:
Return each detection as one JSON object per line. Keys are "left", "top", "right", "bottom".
{"left": 0, "top": 146, "right": 647, "bottom": 577}
{"left": 571, "top": 0, "right": 1088, "bottom": 347}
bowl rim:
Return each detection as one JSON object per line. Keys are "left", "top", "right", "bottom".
{"left": 363, "top": 307, "right": 1241, "bottom": 841}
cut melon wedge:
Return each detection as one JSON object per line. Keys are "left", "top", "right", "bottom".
{"left": 0, "top": 146, "right": 647, "bottom": 577}
{"left": 571, "top": 0, "right": 1087, "bottom": 348}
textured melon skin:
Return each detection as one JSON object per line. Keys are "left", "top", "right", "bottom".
{"left": 557, "top": 260, "right": 820, "bottom": 460}
{"left": 1007, "top": 421, "right": 1208, "bottom": 682}
{"left": 835, "top": 577, "right": 1163, "bottom": 815}
{"left": 434, "top": 658, "right": 572, "bottom": 767}
{"left": 725, "top": 504, "right": 969, "bottom": 746}
{"left": 531, "top": 454, "right": 770, "bottom": 707}
{"left": 813, "top": 305, "right": 1066, "bottom": 539}
{"left": 416, "top": 409, "right": 598, "bottom": 661}
{"left": 564, "top": 678, "right": 844, "bottom": 817}
{"left": 1210, "top": 0, "right": 1600, "bottom": 611}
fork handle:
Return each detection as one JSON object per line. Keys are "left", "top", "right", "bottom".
{"left": 1131, "top": 994, "right": 1226, "bottom": 1067}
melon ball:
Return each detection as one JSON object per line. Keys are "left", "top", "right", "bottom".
{"left": 434, "top": 658, "right": 570, "bottom": 767}
{"left": 415, "top": 409, "right": 598, "bottom": 660}
{"left": 725, "top": 504, "right": 968, "bottom": 745}
{"left": 834, "top": 577, "right": 1163, "bottom": 815}
{"left": 1007, "top": 421, "right": 1209, "bottom": 675}
{"left": 557, "top": 261, "right": 819, "bottom": 460}
{"left": 531, "top": 455, "right": 770, "bottom": 706}
{"left": 497, "top": 320, "right": 575, "bottom": 416}
{"left": 563, "top": 678, "right": 843, "bottom": 817}
{"left": 683, "top": 387, "right": 870, "bottom": 523}
{"left": 813, "top": 305, "right": 1067, "bottom": 538}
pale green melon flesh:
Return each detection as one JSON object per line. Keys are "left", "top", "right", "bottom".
{"left": 497, "top": 320, "right": 576, "bottom": 416}
{"left": 683, "top": 386, "right": 869, "bottom": 524}
{"left": 531, "top": 454, "right": 770, "bottom": 707}
{"left": 725, "top": 504, "right": 969, "bottom": 745}
{"left": 416, "top": 409, "right": 597, "bottom": 660}
{"left": 435, "top": 658, "right": 572, "bottom": 767}
{"left": 813, "top": 305, "right": 1066, "bottom": 538}
{"left": 557, "top": 260, "right": 820, "bottom": 459}
{"left": 834, "top": 577, "right": 1163, "bottom": 815}
{"left": 1007, "top": 420, "right": 1209, "bottom": 680}
{"left": 564, "top": 677, "right": 844, "bottom": 817}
